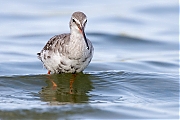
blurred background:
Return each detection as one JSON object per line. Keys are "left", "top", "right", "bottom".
{"left": 0, "top": 0, "right": 179, "bottom": 119}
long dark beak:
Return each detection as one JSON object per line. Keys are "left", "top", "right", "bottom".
{"left": 81, "top": 28, "right": 89, "bottom": 50}
{"left": 77, "top": 24, "right": 89, "bottom": 50}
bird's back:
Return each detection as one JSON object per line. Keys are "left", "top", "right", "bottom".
{"left": 37, "top": 33, "right": 70, "bottom": 61}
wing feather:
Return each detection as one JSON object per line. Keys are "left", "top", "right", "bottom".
{"left": 37, "top": 33, "right": 70, "bottom": 60}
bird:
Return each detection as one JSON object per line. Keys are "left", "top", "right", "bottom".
{"left": 37, "top": 11, "right": 94, "bottom": 74}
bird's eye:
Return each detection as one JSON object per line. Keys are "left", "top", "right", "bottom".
{"left": 72, "top": 19, "right": 75, "bottom": 23}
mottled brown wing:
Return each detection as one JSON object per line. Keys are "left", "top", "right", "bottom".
{"left": 37, "top": 33, "right": 70, "bottom": 60}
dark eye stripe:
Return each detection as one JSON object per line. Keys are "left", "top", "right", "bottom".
{"left": 72, "top": 19, "right": 76, "bottom": 22}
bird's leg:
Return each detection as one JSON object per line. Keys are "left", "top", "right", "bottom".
{"left": 51, "top": 79, "right": 57, "bottom": 89}
{"left": 69, "top": 74, "right": 77, "bottom": 94}
{"left": 46, "top": 71, "right": 57, "bottom": 89}
{"left": 47, "top": 70, "right": 51, "bottom": 74}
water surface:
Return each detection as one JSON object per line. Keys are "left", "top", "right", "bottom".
{"left": 0, "top": 0, "right": 179, "bottom": 119}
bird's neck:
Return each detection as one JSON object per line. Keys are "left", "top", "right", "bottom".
{"left": 70, "top": 29, "right": 85, "bottom": 45}
{"left": 67, "top": 29, "right": 88, "bottom": 58}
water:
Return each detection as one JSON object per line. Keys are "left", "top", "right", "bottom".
{"left": 0, "top": 0, "right": 179, "bottom": 119}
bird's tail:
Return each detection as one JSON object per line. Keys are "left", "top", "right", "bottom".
{"left": 37, "top": 53, "right": 41, "bottom": 60}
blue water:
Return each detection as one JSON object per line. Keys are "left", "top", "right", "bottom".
{"left": 0, "top": 0, "right": 179, "bottom": 119}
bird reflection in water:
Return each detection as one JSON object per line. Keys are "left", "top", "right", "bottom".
{"left": 39, "top": 73, "right": 93, "bottom": 104}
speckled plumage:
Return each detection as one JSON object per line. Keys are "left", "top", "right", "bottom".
{"left": 37, "top": 12, "right": 94, "bottom": 74}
